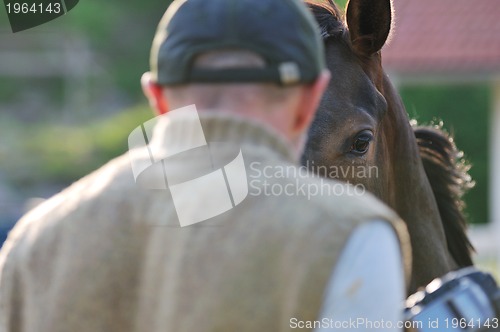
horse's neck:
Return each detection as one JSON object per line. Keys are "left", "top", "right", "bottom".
{"left": 384, "top": 80, "right": 456, "bottom": 290}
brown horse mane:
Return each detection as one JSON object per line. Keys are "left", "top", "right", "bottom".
{"left": 306, "top": 0, "right": 475, "bottom": 267}
{"left": 413, "top": 123, "right": 475, "bottom": 266}
{"left": 306, "top": 1, "right": 348, "bottom": 42}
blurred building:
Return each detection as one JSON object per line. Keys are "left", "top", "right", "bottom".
{"left": 382, "top": 0, "right": 500, "bottom": 272}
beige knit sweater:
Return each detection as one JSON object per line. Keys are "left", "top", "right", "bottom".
{"left": 0, "top": 112, "right": 411, "bottom": 332}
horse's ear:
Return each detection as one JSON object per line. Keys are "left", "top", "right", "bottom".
{"left": 346, "top": 0, "right": 392, "bottom": 57}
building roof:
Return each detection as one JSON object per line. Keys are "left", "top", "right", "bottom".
{"left": 382, "top": 0, "right": 500, "bottom": 77}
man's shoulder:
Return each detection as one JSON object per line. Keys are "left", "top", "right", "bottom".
{"left": 32, "top": 152, "right": 137, "bottom": 219}
{"left": 1, "top": 153, "right": 142, "bottom": 259}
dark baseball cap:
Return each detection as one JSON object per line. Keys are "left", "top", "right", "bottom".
{"left": 150, "top": 0, "right": 326, "bottom": 86}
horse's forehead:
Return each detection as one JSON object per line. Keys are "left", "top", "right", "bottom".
{"left": 322, "top": 41, "right": 386, "bottom": 120}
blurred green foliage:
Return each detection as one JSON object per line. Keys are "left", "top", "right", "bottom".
{"left": 0, "top": 106, "right": 152, "bottom": 186}
{"left": 400, "top": 84, "right": 490, "bottom": 224}
{"left": 61, "top": 0, "right": 173, "bottom": 101}
{"left": 335, "top": 0, "right": 348, "bottom": 10}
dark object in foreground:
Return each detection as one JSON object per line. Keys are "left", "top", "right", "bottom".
{"left": 405, "top": 267, "right": 500, "bottom": 331}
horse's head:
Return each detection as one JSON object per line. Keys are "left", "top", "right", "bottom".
{"left": 302, "top": 0, "right": 474, "bottom": 292}
{"left": 302, "top": 0, "right": 396, "bottom": 203}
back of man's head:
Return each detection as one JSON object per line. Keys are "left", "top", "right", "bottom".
{"left": 164, "top": 49, "right": 300, "bottom": 112}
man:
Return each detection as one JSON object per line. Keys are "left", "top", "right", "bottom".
{"left": 0, "top": 0, "right": 411, "bottom": 331}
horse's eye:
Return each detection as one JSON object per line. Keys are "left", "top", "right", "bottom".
{"left": 351, "top": 132, "right": 373, "bottom": 155}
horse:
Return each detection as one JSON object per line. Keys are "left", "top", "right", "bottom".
{"left": 302, "top": 0, "right": 475, "bottom": 293}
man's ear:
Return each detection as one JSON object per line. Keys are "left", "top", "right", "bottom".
{"left": 293, "top": 70, "right": 331, "bottom": 134}
{"left": 141, "top": 72, "right": 169, "bottom": 115}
